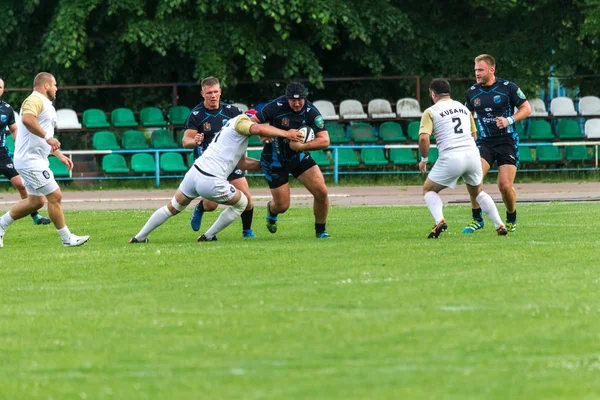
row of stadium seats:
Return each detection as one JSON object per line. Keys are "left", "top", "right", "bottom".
{"left": 532, "top": 96, "right": 600, "bottom": 117}
{"left": 517, "top": 118, "right": 600, "bottom": 140}
{"left": 55, "top": 106, "right": 192, "bottom": 130}
{"left": 92, "top": 129, "right": 180, "bottom": 150}
{"left": 100, "top": 152, "right": 189, "bottom": 174}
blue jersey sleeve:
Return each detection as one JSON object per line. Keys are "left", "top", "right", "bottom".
{"left": 185, "top": 109, "right": 203, "bottom": 130}
{"left": 257, "top": 101, "right": 278, "bottom": 124}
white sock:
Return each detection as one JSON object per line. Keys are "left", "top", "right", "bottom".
{"left": 476, "top": 191, "right": 504, "bottom": 229}
{"left": 204, "top": 194, "right": 248, "bottom": 239}
{"left": 0, "top": 213, "right": 15, "bottom": 231}
{"left": 135, "top": 206, "right": 173, "bottom": 240}
{"left": 424, "top": 191, "right": 444, "bottom": 224}
{"left": 57, "top": 226, "right": 72, "bottom": 243}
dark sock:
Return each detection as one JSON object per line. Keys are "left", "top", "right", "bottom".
{"left": 507, "top": 210, "right": 517, "bottom": 223}
{"left": 315, "top": 223, "right": 326, "bottom": 234}
{"left": 241, "top": 207, "right": 254, "bottom": 230}
{"left": 30, "top": 211, "right": 39, "bottom": 219}
{"left": 196, "top": 200, "right": 205, "bottom": 212}
{"left": 472, "top": 208, "right": 483, "bottom": 221}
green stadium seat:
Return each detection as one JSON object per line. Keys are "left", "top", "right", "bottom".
{"left": 326, "top": 122, "right": 350, "bottom": 144}
{"left": 535, "top": 146, "right": 563, "bottom": 162}
{"left": 48, "top": 155, "right": 70, "bottom": 177}
{"left": 361, "top": 148, "right": 388, "bottom": 165}
{"left": 389, "top": 148, "right": 416, "bottom": 165}
{"left": 188, "top": 152, "right": 195, "bottom": 167}
{"left": 168, "top": 106, "right": 191, "bottom": 125}
{"left": 379, "top": 121, "right": 407, "bottom": 142}
{"left": 160, "top": 152, "right": 187, "bottom": 172}
{"left": 407, "top": 121, "right": 420, "bottom": 141}
{"left": 246, "top": 149, "right": 262, "bottom": 160}
{"left": 151, "top": 129, "right": 178, "bottom": 149}
{"left": 248, "top": 134, "right": 263, "bottom": 147}
{"left": 131, "top": 153, "right": 156, "bottom": 173}
{"left": 92, "top": 131, "right": 120, "bottom": 150}
{"left": 528, "top": 120, "right": 555, "bottom": 140}
{"left": 140, "top": 107, "right": 167, "bottom": 127}
{"left": 111, "top": 108, "right": 138, "bottom": 127}
{"left": 102, "top": 154, "right": 130, "bottom": 174}
{"left": 518, "top": 146, "right": 534, "bottom": 163}
{"left": 5, "top": 134, "right": 14, "bottom": 153}
{"left": 310, "top": 150, "right": 330, "bottom": 167}
{"left": 419, "top": 147, "right": 439, "bottom": 163}
{"left": 82, "top": 109, "right": 110, "bottom": 128}
{"left": 122, "top": 130, "right": 149, "bottom": 150}
{"left": 334, "top": 148, "right": 359, "bottom": 166}
{"left": 556, "top": 119, "right": 582, "bottom": 139}
{"left": 565, "top": 145, "right": 590, "bottom": 161}
{"left": 350, "top": 122, "right": 377, "bottom": 143}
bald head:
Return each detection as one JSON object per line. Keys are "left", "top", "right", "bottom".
{"left": 0, "top": 78, "right": 4, "bottom": 98}
{"left": 33, "top": 72, "right": 55, "bottom": 88}
{"left": 33, "top": 72, "right": 58, "bottom": 101}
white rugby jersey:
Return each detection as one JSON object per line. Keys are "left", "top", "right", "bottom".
{"left": 195, "top": 114, "right": 253, "bottom": 178}
{"left": 14, "top": 91, "right": 57, "bottom": 170}
{"left": 419, "top": 98, "right": 477, "bottom": 153}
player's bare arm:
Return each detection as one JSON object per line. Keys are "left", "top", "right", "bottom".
{"left": 237, "top": 155, "right": 261, "bottom": 171}
{"left": 496, "top": 100, "right": 532, "bottom": 129}
{"left": 182, "top": 129, "right": 203, "bottom": 148}
{"left": 289, "top": 130, "right": 330, "bottom": 152}
{"left": 418, "top": 132, "right": 431, "bottom": 175}
{"left": 8, "top": 123, "right": 17, "bottom": 140}
{"left": 21, "top": 113, "right": 61, "bottom": 152}
{"left": 52, "top": 149, "right": 73, "bottom": 170}
{"left": 249, "top": 123, "right": 303, "bottom": 141}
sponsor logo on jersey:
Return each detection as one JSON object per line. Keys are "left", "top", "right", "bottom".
{"left": 0, "top": 115, "right": 6, "bottom": 123}
{"left": 314, "top": 115, "right": 325, "bottom": 129}
{"left": 230, "top": 186, "right": 235, "bottom": 193}
{"left": 494, "top": 95, "right": 501, "bottom": 104}
{"left": 517, "top": 88, "right": 526, "bottom": 99}
{"left": 42, "top": 170, "right": 50, "bottom": 179}
{"left": 504, "top": 81, "right": 509, "bottom": 85}
{"left": 226, "top": 105, "right": 231, "bottom": 108}
{"left": 277, "top": 102, "right": 283, "bottom": 106}
{"left": 7, "top": 163, "right": 13, "bottom": 168}
{"left": 474, "top": 98, "right": 481, "bottom": 107}
{"left": 203, "top": 122, "right": 211, "bottom": 131}
{"left": 485, "top": 108, "right": 492, "bottom": 111}
{"left": 193, "top": 111, "right": 199, "bottom": 115}
{"left": 282, "top": 117, "right": 289, "bottom": 127}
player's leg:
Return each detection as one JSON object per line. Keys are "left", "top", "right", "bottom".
{"left": 9, "top": 173, "right": 50, "bottom": 225}
{"left": 200, "top": 186, "right": 248, "bottom": 241}
{"left": 295, "top": 158, "right": 330, "bottom": 238}
{"left": 261, "top": 160, "right": 290, "bottom": 234}
{"left": 131, "top": 189, "right": 193, "bottom": 243}
{"left": 41, "top": 185, "right": 88, "bottom": 246}
{"left": 423, "top": 178, "right": 448, "bottom": 239}
{"left": 497, "top": 164, "right": 518, "bottom": 231}
{"left": 190, "top": 198, "right": 218, "bottom": 232}
{"left": 0, "top": 192, "right": 45, "bottom": 248}
{"left": 465, "top": 184, "right": 507, "bottom": 236}
{"left": 463, "top": 150, "right": 492, "bottom": 233}
{"left": 230, "top": 176, "right": 256, "bottom": 238}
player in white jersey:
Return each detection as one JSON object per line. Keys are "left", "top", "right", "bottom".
{"left": 418, "top": 78, "right": 507, "bottom": 238}
{"left": 0, "top": 72, "right": 89, "bottom": 248}
{"left": 129, "top": 112, "right": 303, "bottom": 243}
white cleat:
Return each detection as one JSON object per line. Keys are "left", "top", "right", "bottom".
{"left": 62, "top": 234, "right": 90, "bottom": 247}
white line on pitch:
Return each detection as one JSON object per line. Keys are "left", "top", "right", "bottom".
{"left": 0, "top": 194, "right": 350, "bottom": 205}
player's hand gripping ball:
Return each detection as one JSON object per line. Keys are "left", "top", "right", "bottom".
{"left": 298, "top": 126, "right": 315, "bottom": 144}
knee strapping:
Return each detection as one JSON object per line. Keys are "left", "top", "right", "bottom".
{"left": 170, "top": 197, "right": 187, "bottom": 212}
{"left": 232, "top": 192, "right": 248, "bottom": 214}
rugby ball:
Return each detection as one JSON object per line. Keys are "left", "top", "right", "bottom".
{"left": 299, "top": 125, "right": 315, "bottom": 144}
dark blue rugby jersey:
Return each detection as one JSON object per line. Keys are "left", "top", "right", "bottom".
{"left": 256, "top": 96, "right": 326, "bottom": 162}
{"left": 0, "top": 100, "right": 16, "bottom": 149}
{"left": 184, "top": 101, "right": 242, "bottom": 158}
{"left": 465, "top": 78, "right": 527, "bottom": 138}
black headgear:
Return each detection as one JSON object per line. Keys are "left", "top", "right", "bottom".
{"left": 285, "top": 82, "right": 307, "bottom": 99}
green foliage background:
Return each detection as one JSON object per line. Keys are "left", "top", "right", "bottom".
{"left": 0, "top": 0, "right": 598, "bottom": 110}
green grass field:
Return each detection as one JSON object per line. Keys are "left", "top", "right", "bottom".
{"left": 2, "top": 203, "right": 600, "bottom": 399}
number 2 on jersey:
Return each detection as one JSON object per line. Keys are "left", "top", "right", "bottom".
{"left": 452, "top": 117, "right": 463, "bottom": 134}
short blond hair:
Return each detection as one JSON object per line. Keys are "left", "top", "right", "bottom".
{"left": 474, "top": 54, "right": 496, "bottom": 68}
{"left": 33, "top": 72, "right": 55, "bottom": 88}
{"left": 201, "top": 76, "right": 220, "bottom": 88}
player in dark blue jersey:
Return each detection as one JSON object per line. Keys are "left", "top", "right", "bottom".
{"left": 463, "top": 54, "right": 531, "bottom": 233}
{"left": 251, "top": 82, "right": 331, "bottom": 238}
{"left": 182, "top": 76, "right": 257, "bottom": 238}
{"left": 0, "top": 78, "right": 50, "bottom": 225}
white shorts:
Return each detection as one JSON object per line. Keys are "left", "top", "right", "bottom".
{"left": 428, "top": 148, "right": 482, "bottom": 189}
{"left": 17, "top": 167, "right": 60, "bottom": 196}
{"left": 178, "top": 167, "right": 237, "bottom": 203}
